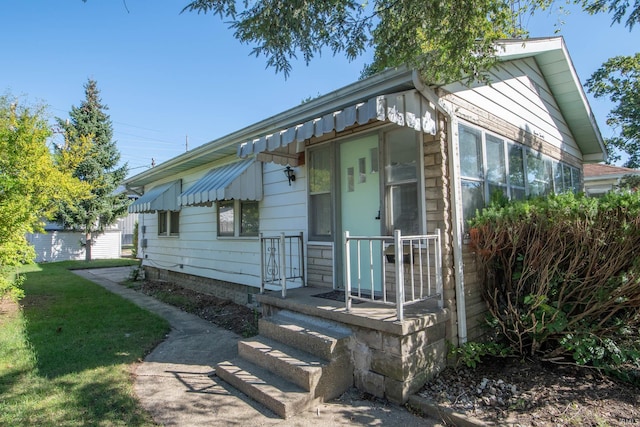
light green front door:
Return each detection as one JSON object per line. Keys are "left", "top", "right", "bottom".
{"left": 340, "top": 134, "right": 382, "bottom": 294}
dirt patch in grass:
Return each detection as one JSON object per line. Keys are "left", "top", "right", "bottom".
{"left": 137, "top": 280, "right": 260, "bottom": 337}
{"left": 0, "top": 297, "right": 19, "bottom": 323}
{"left": 418, "top": 356, "right": 640, "bottom": 426}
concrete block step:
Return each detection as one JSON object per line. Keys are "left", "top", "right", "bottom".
{"left": 259, "top": 310, "right": 352, "bottom": 360}
{"left": 238, "top": 336, "right": 325, "bottom": 392}
{"left": 216, "top": 358, "right": 315, "bottom": 419}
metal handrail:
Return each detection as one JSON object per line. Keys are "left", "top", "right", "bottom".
{"left": 260, "top": 232, "right": 305, "bottom": 298}
{"left": 345, "top": 229, "right": 442, "bottom": 321}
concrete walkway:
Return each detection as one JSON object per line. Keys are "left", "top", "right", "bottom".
{"left": 75, "top": 267, "right": 442, "bottom": 427}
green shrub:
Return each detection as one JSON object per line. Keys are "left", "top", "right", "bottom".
{"left": 469, "top": 191, "right": 640, "bottom": 378}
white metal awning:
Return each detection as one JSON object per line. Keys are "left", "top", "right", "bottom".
{"left": 237, "top": 89, "right": 436, "bottom": 158}
{"left": 129, "top": 180, "right": 181, "bottom": 213}
{"left": 180, "top": 158, "right": 262, "bottom": 207}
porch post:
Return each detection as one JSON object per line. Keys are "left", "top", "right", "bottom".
{"left": 259, "top": 232, "right": 265, "bottom": 294}
{"left": 394, "top": 229, "right": 404, "bottom": 321}
{"left": 299, "top": 231, "right": 306, "bottom": 286}
{"left": 344, "top": 231, "right": 352, "bottom": 312}
{"left": 280, "top": 232, "right": 287, "bottom": 298}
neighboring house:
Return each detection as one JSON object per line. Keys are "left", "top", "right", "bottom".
{"left": 27, "top": 222, "right": 122, "bottom": 262}
{"left": 115, "top": 186, "right": 139, "bottom": 246}
{"left": 583, "top": 163, "right": 640, "bottom": 196}
{"left": 125, "top": 37, "right": 605, "bottom": 416}
{"left": 27, "top": 186, "right": 136, "bottom": 262}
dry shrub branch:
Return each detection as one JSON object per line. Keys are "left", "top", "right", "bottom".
{"left": 469, "top": 191, "right": 640, "bottom": 379}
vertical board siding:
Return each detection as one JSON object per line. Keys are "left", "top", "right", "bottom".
{"left": 27, "top": 230, "right": 122, "bottom": 262}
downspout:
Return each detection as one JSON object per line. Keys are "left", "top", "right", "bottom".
{"left": 412, "top": 70, "right": 468, "bottom": 345}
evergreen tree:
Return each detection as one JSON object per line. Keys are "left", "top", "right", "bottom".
{"left": 55, "top": 79, "right": 129, "bottom": 261}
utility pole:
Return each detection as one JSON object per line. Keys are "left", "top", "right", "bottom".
{"left": 185, "top": 134, "right": 189, "bottom": 152}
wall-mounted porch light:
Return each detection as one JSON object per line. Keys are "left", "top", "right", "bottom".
{"left": 284, "top": 165, "right": 296, "bottom": 186}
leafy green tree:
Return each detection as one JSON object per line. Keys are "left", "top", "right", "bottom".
{"left": 183, "top": 0, "right": 522, "bottom": 83}
{"left": 54, "top": 79, "right": 129, "bottom": 261}
{"left": 0, "top": 96, "right": 88, "bottom": 299}
{"left": 181, "top": 1, "right": 638, "bottom": 83}
{"left": 585, "top": 54, "right": 640, "bottom": 168}
{"left": 617, "top": 173, "right": 640, "bottom": 190}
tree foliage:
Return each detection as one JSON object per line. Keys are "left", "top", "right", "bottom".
{"left": 469, "top": 192, "right": 640, "bottom": 379}
{"left": 182, "top": 1, "right": 639, "bottom": 83}
{"left": 585, "top": 53, "right": 640, "bottom": 168}
{"left": 54, "top": 79, "right": 129, "bottom": 261}
{"left": 0, "top": 96, "right": 88, "bottom": 299}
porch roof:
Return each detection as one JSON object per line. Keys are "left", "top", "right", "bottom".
{"left": 237, "top": 89, "right": 437, "bottom": 161}
{"left": 180, "top": 158, "right": 262, "bottom": 206}
{"left": 129, "top": 179, "right": 181, "bottom": 213}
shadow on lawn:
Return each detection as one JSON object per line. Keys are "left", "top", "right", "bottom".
{"left": 20, "top": 267, "right": 169, "bottom": 378}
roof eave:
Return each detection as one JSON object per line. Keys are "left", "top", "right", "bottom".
{"left": 125, "top": 66, "right": 417, "bottom": 188}
{"left": 495, "top": 37, "right": 607, "bottom": 163}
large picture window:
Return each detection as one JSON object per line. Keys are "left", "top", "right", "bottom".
{"left": 458, "top": 123, "right": 581, "bottom": 226}
{"left": 158, "top": 210, "right": 179, "bottom": 236}
{"left": 217, "top": 200, "right": 259, "bottom": 237}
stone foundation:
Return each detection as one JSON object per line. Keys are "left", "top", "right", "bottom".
{"left": 258, "top": 288, "right": 449, "bottom": 404}
{"left": 350, "top": 318, "right": 447, "bottom": 403}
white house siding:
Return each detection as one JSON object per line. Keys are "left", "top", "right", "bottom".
{"left": 27, "top": 230, "right": 122, "bottom": 262}
{"left": 118, "top": 212, "right": 138, "bottom": 245}
{"left": 138, "top": 160, "right": 308, "bottom": 290}
{"left": 444, "top": 58, "right": 582, "bottom": 162}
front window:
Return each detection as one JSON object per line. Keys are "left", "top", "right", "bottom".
{"left": 385, "top": 127, "right": 420, "bottom": 235}
{"left": 217, "top": 200, "right": 235, "bottom": 236}
{"left": 458, "top": 122, "right": 580, "bottom": 226}
{"left": 240, "top": 201, "right": 259, "bottom": 236}
{"left": 217, "top": 200, "right": 260, "bottom": 237}
{"left": 158, "top": 210, "right": 179, "bottom": 236}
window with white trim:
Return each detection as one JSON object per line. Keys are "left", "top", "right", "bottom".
{"left": 216, "top": 200, "right": 259, "bottom": 237}
{"left": 458, "top": 122, "right": 581, "bottom": 226}
{"left": 158, "top": 210, "right": 180, "bottom": 236}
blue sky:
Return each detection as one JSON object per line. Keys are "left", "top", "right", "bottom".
{"left": 1, "top": 2, "right": 636, "bottom": 175}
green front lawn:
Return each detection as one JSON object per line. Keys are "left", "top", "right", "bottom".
{"left": 0, "top": 260, "right": 170, "bottom": 426}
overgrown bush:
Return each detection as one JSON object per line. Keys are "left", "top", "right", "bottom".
{"left": 469, "top": 191, "right": 640, "bottom": 378}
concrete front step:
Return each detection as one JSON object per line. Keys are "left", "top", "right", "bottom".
{"left": 216, "top": 358, "right": 317, "bottom": 419}
{"left": 238, "top": 336, "right": 325, "bottom": 392}
{"left": 216, "top": 309, "right": 355, "bottom": 419}
{"left": 258, "top": 310, "right": 352, "bottom": 360}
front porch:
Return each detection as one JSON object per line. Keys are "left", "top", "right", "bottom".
{"left": 254, "top": 285, "right": 450, "bottom": 406}
{"left": 244, "top": 229, "right": 450, "bottom": 409}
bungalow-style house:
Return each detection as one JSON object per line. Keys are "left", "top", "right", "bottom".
{"left": 583, "top": 163, "right": 640, "bottom": 196}
{"left": 125, "top": 37, "right": 605, "bottom": 418}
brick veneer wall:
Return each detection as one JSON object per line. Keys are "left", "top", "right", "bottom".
{"left": 306, "top": 244, "right": 334, "bottom": 288}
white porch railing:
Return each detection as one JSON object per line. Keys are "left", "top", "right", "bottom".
{"left": 260, "top": 232, "right": 305, "bottom": 298}
{"left": 344, "top": 229, "right": 442, "bottom": 321}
